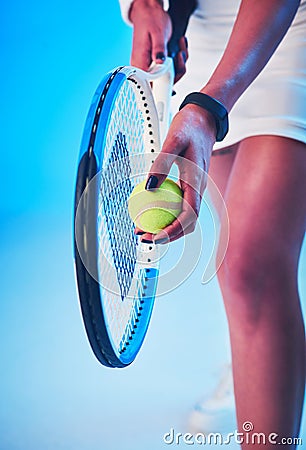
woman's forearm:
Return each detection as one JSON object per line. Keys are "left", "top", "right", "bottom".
{"left": 202, "top": 0, "right": 301, "bottom": 111}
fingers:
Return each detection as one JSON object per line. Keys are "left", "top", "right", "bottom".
{"left": 155, "top": 181, "right": 200, "bottom": 242}
{"left": 181, "top": 36, "right": 188, "bottom": 54}
{"left": 132, "top": 28, "right": 168, "bottom": 70}
{"left": 174, "top": 52, "right": 187, "bottom": 83}
{"left": 156, "top": 223, "right": 196, "bottom": 244}
{"left": 151, "top": 30, "right": 189, "bottom": 71}
{"left": 177, "top": 151, "right": 207, "bottom": 203}
{"left": 151, "top": 32, "right": 167, "bottom": 65}
{"left": 140, "top": 153, "right": 207, "bottom": 244}
{"left": 145, "top": 117, "right": 189, "bottom": 190}
{"left": 137, "top": 194, "right": 199, "bottom": 245}
{"left": 134, "top": 227, "right": 145, "bottom": 236}
{"left": 136, "top": 177, "right": 204, "bottom": 244}
{"left": 174, "top": 36, "right": 188, "bottom": 83}
{"left": 136, "top": 173, "right": 203, "bottom": 244}
{"left": 145, "top": 153, "right": 176, "bottom": 190}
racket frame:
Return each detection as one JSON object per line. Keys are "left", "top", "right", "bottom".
{"left": 74, "top": 60, "right": 174, "bottom": 367}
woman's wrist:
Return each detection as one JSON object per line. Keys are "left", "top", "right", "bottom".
{"left": 119, "top": 0, "right": 165, "bottom": 25}
{"left": 129, "top": 0, "right": 166, "bottom": 23}
{"left": 180, "top": 93, "right": 228, "bottom": 142}
{"left": 180, "top": 104, "right": 217, "bottom": 144}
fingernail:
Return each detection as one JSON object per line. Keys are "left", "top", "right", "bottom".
{"left": 154, "top": 237, "right": 169, "bottom": 245}
{"left": 135, "top": 231, "right": 145, "bottom": 235}
{"left": 145, "top": 175, "right": 158, "bottom": 190}
{"left": 155, "top": 52, "right": 166, "bottom": 61}
{"left": 181, "top": 51, "right": 187, "bottom": 63}
{"left": 184, "top": 37, "right": 188, "bottom": 48}
{"left": 141, "top": 239, "right": 154, "bottom": 244}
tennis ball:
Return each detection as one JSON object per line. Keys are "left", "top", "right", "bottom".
{"left": 128, "top": 178, "right": 183, "bottom": 234}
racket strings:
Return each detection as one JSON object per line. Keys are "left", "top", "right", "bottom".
{"left": 101, "top": 131, "right": 137, "bottom": 300}
{"left": 98, "top": 79, "right": 149, "bottom": 349}
{"left": 119, "top": 269, "right": 147, "bottom": 353}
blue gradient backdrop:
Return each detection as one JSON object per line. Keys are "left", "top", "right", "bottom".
{"left": 1, "top": 1, "right": 305, "bottom": 449}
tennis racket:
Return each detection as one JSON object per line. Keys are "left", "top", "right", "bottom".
{"left": 74, "top": 0, "right": 197, "bottom": 368}
{"left": 74, "top": 58, "right": 174, "bottom": 368}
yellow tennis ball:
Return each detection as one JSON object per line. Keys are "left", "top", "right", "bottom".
{"left": 128, "top": 178, "right": 183, "bottom": 234}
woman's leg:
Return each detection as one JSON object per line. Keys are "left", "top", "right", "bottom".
{"left": 186, "top": 145, "right": 238, "bottom": 435}
{"left": 217, "top": 136, "right": 306, "bottom": 448}
{"left": 208, "top": 144, "right": 239, "bottom": 208}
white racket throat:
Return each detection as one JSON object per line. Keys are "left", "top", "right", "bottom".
{"left": 124, "top": 57, "right": 174, "bottom": 146}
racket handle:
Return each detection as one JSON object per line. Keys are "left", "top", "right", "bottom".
{"left": 167, "top": 0, "right": 197, "bottom": 57}
{"left": 149, "top": 0, "right": 197, "bottom": 144}
{"left": 149, "top": 57, "right": 174, "bottom": 144}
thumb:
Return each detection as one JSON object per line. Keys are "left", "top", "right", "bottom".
{"left": 151, "top": 33, "right": 167, "bottom": 65}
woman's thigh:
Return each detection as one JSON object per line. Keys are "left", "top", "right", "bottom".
{"left": 220, "top": 135, "right": 306, "bottom": 290}
{"left": 207, "top": 144, "right": 238, "bottom": 217}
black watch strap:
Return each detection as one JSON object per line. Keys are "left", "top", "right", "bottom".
{"left": 179, "top": 92, "right": 229, "bottom": 142}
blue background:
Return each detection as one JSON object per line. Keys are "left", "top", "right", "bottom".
{"left": 1, "top": 1, "right": 305, "bottom": 449}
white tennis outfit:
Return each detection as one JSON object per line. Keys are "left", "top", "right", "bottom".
{"left": 120, "top": 0, "right": 306, "bottom": 150}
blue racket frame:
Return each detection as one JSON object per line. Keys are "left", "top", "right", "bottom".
{"left": 74, "top": 68, "right": 159, "bottom": 368}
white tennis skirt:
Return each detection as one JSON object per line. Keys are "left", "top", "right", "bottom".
{"left": 171, "top": 0, "right": 306, "bottom": 150}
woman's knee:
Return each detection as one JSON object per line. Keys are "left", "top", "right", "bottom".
{"left": 219, "top": 239, "right": 295, "bottom": 292}
{"left": 217, "top": 230, "right": 299, "bottom": 327}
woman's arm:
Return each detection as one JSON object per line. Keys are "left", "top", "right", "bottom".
{"left": 142, "top": 0, "right": 301, "bottom": 243}
{"left": 202, "top": 0, "right": 301, "bottom": 111}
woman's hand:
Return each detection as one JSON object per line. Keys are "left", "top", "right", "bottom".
{"left": 135, "top": 105, "right": 217, "bottom": 244}
{"left": 129, "top": 0, "right": 188, "bottom": 83}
